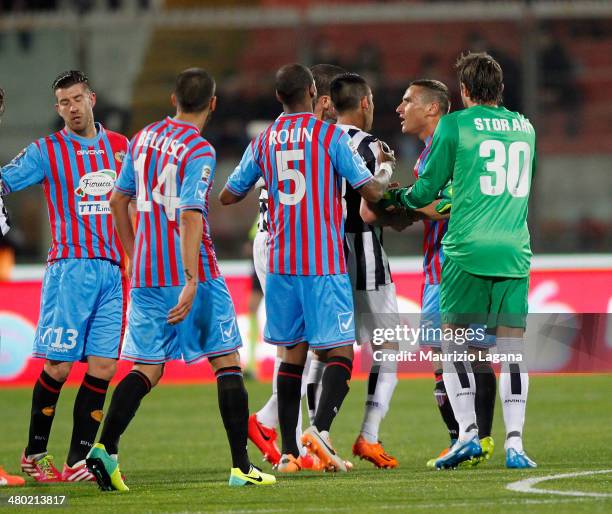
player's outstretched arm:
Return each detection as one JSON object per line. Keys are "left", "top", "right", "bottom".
{"left": 360, "top": 196, "right": 415, "bottom": 230}
{"left": 219, "top": 186, "right": 245, "bottom": 205}
{"left": 167, "top": 209, "right": 202, "bottom": 325}
{"left": 357, "top": 141, "right": 394, "bottom": 203}
{"left": 220, "top": 143, "right": 262, "bottom": 206}
{"left": 109, "top": 191, "right": 135, "bottom": 275}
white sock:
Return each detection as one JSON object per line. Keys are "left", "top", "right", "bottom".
{"left": 256, "top": 356, "right": 281, "bottom": 428}
{"left": 360, "top": 353, "right": 398, "bottom": 443}
{"left": 442, "top": 340, "right": 477, "bottom": 442}
{"left": 296, "top": 352, "right": 312, "bottom": 454}
{"left": 497, "top": 337, "right": 528, "bottom": 452}
{"left": 306, "top": 356, "right": 325, "bottom": 424}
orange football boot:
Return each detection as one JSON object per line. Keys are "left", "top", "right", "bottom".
{"left": 352, "top": 435, "right": 398, "bottom": 469}
{"left": 0, "top": 466, "right": 25, "bottom": 487}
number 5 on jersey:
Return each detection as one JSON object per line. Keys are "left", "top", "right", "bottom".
{"left": 276, "top": 149, "right": 306, "bottom": 205}
{"left": 134, "top": 154, "right": 180, "bottom": 221}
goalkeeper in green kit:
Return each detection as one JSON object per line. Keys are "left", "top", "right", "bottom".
{"left": 384, "top": 52, "right": 537, "bottom": 469}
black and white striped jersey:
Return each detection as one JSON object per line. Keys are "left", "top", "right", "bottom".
{"left": 256, "top": 187, "right": 269, "bottom": 233}
{"left": 0, "top": 195, "right": 9, "bottom": 237}
{"left": 338, "top": 124, "right": 392, "bottom": 291}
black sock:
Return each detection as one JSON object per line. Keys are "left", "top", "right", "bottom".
{"left": 99, "top": 370, "right": 151, "bottom": 455}
{"left": 434, "top": 372, "right": 459, "bottom": 443}
{"left": 216, "top": 367, "right": 250, "bottom": 474}
{"left": 66, "top": 374, "right": 110, "bottom": 466}
{"left": 313, "top": 356, "right": 352, "bottom": 433}
{"left": 26, "top": 370, "right": 65, "bottom": 456}
{"left": 277, "top": 362, "right": 304, "bottom": 457}
{"left": 474, "top": 362, "right": 496, "bottom": 439}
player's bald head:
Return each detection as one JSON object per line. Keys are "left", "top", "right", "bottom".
{"left": 275, "top": 64, "right": 315, "bottom": 108}
{"left": 174, "top": 68, "right": 216, "bottom": 113}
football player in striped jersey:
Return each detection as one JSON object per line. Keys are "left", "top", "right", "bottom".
{"left": 1, "top": 71, "right": 128, "bottom": 484}
{"left": 87, "top": 68, "right": 275, "bottom": 491}
{"left": 0, "top": 85, "right": 26, "bottom": 488}
{"left": 221, "top": 63, "right": 393, "bottom": 472}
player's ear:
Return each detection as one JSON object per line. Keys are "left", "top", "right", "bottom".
{"left": 275, "top": 90, "right": 282, "bottom": 104}
{"left": 309, "top": 83, "right": 317, "bottom": 99}
{"left": 210, "top": 96, "right": 217, "bottom": 112}
{"left": 171, "top": 93, "right": 178, "bottom": 108}
{"left": 89, "top": 91, "right": 96, "bottom": 109}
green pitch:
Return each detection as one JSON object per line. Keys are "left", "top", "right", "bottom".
{"left": 1, "top": 375, "right": 611, "bottom": 513}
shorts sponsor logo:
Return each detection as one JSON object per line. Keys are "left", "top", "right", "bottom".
{"left": 75, "top": 169, "right": 117, "bottom": 197}
{"left": 338, "top": 312, "right": 354, "bottom": 334}
{"left": 220, "top": 318, "right": 237, "bottom": 342}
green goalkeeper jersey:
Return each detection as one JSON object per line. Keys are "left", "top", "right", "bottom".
{"left": 404, "top": 105, "right": 536, "bottom": 278}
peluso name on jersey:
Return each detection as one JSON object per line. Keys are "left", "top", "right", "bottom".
{"left": 268, "top": 127, "right": 313, "bottom": 145}
{"left": 474, "top": 117, "right": 533, "bottom": 134}
{"left": 134, "top": 130, "right": 190, "bottom": 160}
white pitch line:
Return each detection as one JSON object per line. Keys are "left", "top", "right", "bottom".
{"left": 507, "top": 469, "right": 612, "bottom": 498}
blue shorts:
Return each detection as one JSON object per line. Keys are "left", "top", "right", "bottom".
{"left": 420, "top": 283, "right": 495, "bottom": 349}
{"left": 264, "top": 273, "right": 355, "bottom": 350}
{"left": 121, "top": 277, "right": 242, "bottom": 364}
{"left": 33, "top": 258, "right": 124, "bottom": 362}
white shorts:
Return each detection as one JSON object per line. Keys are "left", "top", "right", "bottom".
{"left": 253, "top": 231, "right": 268, "bottom": 292}
{"left": 353, "top": 283, "right": 400, "bottom": 345}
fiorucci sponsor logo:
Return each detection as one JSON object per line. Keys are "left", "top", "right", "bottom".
{"left": 75, "top": 169, "right": 117, "bottom": 197}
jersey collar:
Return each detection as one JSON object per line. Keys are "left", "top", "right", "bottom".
{"left": 277, "top": 112, "right": 315, "bottom": 120}
{"left": 61, "top": 122, "right": 104, "bottom": 145}
{"left": 166, "top": 116, "right": 200, "bottom": 132}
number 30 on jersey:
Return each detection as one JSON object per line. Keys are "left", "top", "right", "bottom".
{"left": 479, "top": 140, "right": 531, "bottom": 198}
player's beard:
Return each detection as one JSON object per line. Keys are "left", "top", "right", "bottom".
{"left": 202, "top": 110, "right": 213, "bottom": 133}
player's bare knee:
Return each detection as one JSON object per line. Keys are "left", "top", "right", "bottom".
{"left": 283, "top": 342, "right": 308, "bottom": 365}
{"left": 327, "top": 344, "right": 354, "bottom": 361}
{"left": 44, "top": 360, "right": 73, "bottom": 382}
{"left": 209, "top": 351, "right": 241, "bottom": 373}
{"left": 133, "top": 363, "right": 164, "bottom": 387}
{"left": 87, "top": 357, "right": 117, "bottom": 381}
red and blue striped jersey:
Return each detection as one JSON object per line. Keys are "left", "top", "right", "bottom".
{"left": 115, "top": 117, "right": 220, "bottom": 288}
{"left": 1, "top": 123, "right": 127, "bottom": 264}
{"left": 226, "top": 112, "right": 373, "bottom": 276}
{"left": 414, "top": 137, "right": 447, "bottom": 285}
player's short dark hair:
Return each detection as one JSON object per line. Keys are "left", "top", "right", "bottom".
{"left": 52, "top": 70, "right": 90, "bottom": 92}
{"left": 275, "top": 63, "right": 314, "bottom": 108}
{"left": 455, "top": 52, "right": 503, "bottom": 104}
{"left": 311, "top": 64, "right": 347, "bottom": 98}
{"left": 0, "top": 87, "right": 5, "bottom": 117}
{"left": 174, "top": 68, "right": 216, "bottom": 114}
{"left": 409, "top": 79, "right": 451, "bottom": 114}
{"left": 329, "top": 73, "right": 370, "bottom": 113}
